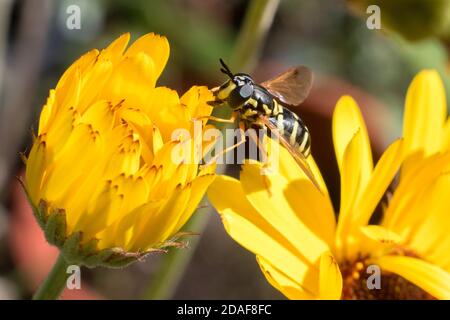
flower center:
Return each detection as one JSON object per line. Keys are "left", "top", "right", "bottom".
{"left": 340, "top": 255, "right": 435, "bottom": 300}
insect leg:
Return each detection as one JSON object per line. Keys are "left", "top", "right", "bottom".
{"left": 210, "top": 86, "right": 220, "bottom": 94}
{"left": 246, "top": 127, "right": 273, "bottom": 195}
{"left": 247, "top": 127, "right": 276, "bottom": 176}
{"left": 246, "top": 127, "right": 268, "bottom": 163}
{"left": 202, "top": 121, "right": 246, "bottom": 167}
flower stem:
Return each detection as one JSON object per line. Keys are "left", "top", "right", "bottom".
{"left": 32, "top": 254, "right": 69, "bottom": 300}
{"left": 141, "top": 0, "right": 280, "bottom": 300}
{"left": 230, "top": 0, "right": 280, "bottom": 72}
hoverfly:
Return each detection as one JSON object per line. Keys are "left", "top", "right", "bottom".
{"left": 204, "top": 59, "right": 320, "bottom": 190}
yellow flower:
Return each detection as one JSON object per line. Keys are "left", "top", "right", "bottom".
{"left": 208, "top": 70, "right": 450, "bottom": 299}
{"left": 24, "top": 33, "right": 215, "bottom": 267}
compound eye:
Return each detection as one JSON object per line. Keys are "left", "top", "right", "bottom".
{"left": 239, "top": 83, "right": 253, "bottom": 98}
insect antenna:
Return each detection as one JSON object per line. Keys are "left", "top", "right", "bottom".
{"left": 219, "top": 58, "right": 233, "bottom": 78}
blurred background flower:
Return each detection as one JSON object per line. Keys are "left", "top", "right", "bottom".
{"left": 0, "top": 0, "right": 449, "bottom": 299}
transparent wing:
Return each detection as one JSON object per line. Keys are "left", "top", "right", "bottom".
{"left": 260, "top": 66, "right": 313, "bottom": 107}
{"left": 258, "top": 115, "right": 322, "bottom": 193}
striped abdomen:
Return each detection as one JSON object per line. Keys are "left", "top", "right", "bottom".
{"left": 268, "top": 105, "right": 311, "bottom": 157}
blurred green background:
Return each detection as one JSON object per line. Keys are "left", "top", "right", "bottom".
{"left": 0, "top": 0, "right": 449, "bottom": 299}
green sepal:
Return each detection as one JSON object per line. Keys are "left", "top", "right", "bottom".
{"left": 79, "top": 238, "right": 100, "bottom": 257}
{"left": 58, "top": 233, "right": 148, "bottom": 268}
{"left": 44, "top": 208, "right": 67, "bottom": 247}
{"left": 36, "top": 200, "right": 48, "bottom": 228}
{"left": 26, "top": 198, "right": 168, "bottom": 269}
{"left": 97, "top": 249, "right": 145, "bottom": 268}
{"left": 61, "top": 232, "right": 83, "bottom": 264}
{"left": 82, "top": 247, "right": 116, "bottom": 268}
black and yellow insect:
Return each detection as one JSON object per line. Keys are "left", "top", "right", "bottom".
{"left": 207, "top": 59, "right": 320, "bottom": 189}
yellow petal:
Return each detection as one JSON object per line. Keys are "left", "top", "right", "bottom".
{"left": 332, "top": 95, "right": 373, "bottom": 186}
{"left": 114, "top": 174, "right": 149, "bottom": 215}
{"left": 44, "top": 106, "right": 80, "bottom": 155}
{"left": 125, "top": 33, "right": 169, "bottom": 81}
{"left": 283, "top": 178, "right": 335, "bottom": 246}
{"left": 53, "top": 68, "right": 81, "bottom": 132}
{"left": 42, "top": 123, "right": 103, "bottom": 204}
{"left": 375, "top": 255, "right": 450, "bottom": 300}
{"left": 208, "top": 175, "right": 319, "bottom": 294}
{"left": 100, "top": 52, "right": 156, "bottom": 108}
{"left": 358, "top": 225, "right": 403, "bottom": 257}
{"left": 349, "top": 139, "right": 404, "bottom": 237}
{"left": 99, "top": 33, "right": 130, "bottom": 64}
{"left": 58, "top": 66, "right": 82, "bottom": 112}
{"left": 130, "top": 185, "right": 191, "bottom": 250}
{"left": 402, "top": 173, "right": 450, "bottom": 269}
{"left": 141, "top": 87, "right": 179, "bottom": 121}
{"left": 117, "top": 107, "right": 154, "bottom": 164}
{"left": 38, "top": 90, "right": 56, "bottom": 135}
{"left": 101, "top": 123, "right": 132, "bottom": 156}
{"left": 114, "top": 198, "right": 166, "bottom": 251}
{"left": 335, "top": 130, "right": 363, "bottom": 257}
{"left": 55, "top": 49, "right": 98, "bottom": 94}
{"left": 257, "top": 256, "right": 315, "bottom": 299}
{"left": 103, "top": 132, "right": 142, "bottom": 178}
{"left": 241, "top": 162, "right": 330, "bottom": 264}
{"left": 156, "top": 164, "right": 190, "bottom": 197}
{"left": 443, "top": 118, "right": 450, "bottom": 151}
{"left": 109, "top": 176, "right": 150, "bottom": 247}
{"left": 139, "top": 165, "right": 160, "bottom": 190}
{"left": 360, "top": 225, "right": 403, "bottom": 245}
{"left": 383, "top": 152, "right": 450, "bottom": 231}
{"left": 180, "top": 85, "right": 213, "bottom": 121}
{"left": 149, "top": 142, "right": 186, "bottom": 198}
{"left": 319, "top": 251, "right": 343, "bottom": 300}
{"left": 278, "top": 140, "right": 329, "bottom": 196}
{"left": 151, "top": 125, "right": 164, "bottom": 156}
{"left": 76, "top": 59, "right": 113, "bottom": 113}
{"left": 80, "top": 100, "right": 115, "bottom": 136}
{"left": 172, "top": 174, "right": 215, "bottom": 233}
{"left": 74, "top": 180, "right": 124, "bottom": 238}
{"left": 25, "top": 137, "right": 47, "bottom": 205}
{"left": 140, "top": 87, "right": 190, "bottom": 142}
{"left": 58, "top": 152, "right": 112, "bottom": 230}
{"left": 403, "top": 70, "right": 447, "bottom": 159}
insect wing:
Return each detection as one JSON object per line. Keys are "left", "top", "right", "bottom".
{"left": 261, "top": 66, "right": 313, "bottom": 107}
{"left": 258, "top": 116, "right": 322, "bottom": 192}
